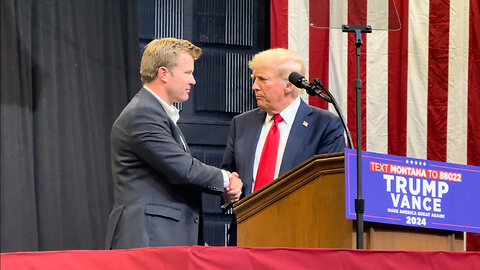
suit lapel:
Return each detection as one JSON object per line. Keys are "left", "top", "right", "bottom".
{"left": 178, "top": 130, "right": 190, "bottom": 153}
{"left": 279, "top": 100, "right": 312, "bottom": 175}
{"left": 141, "top": 88, "right": 189, "bottom": 153}
{"left": 171, "top": 123, "right": 189, "bottom": 153}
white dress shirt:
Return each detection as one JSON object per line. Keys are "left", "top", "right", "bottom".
{"left": 252, "top": 97, "right": 301, "bottom": 192}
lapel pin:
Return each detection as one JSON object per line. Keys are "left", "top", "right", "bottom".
{"left": 302, "top": 121, "right": 308, "bottom": 127}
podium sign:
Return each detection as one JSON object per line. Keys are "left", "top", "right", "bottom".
{"left": 345, "top": 148, "right": 480, "bottom": 233}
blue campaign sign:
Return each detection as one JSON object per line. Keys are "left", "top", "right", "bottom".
{"left": 345, "top": 148, "right": 480, "bottom": 233}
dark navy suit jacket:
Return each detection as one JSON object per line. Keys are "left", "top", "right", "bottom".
{"left": 222, "top": 99, "right": 346, "bottom": 196}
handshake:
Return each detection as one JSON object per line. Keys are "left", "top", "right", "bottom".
{"left": 222, "top": 172, "right": 243, "bottom": 204}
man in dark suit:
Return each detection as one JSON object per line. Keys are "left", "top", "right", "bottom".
{"left": 221, "top": 48, "right": 345, "bottom": 245}
{"left": 105, "top": 38, "right": 242, "bottom": 249}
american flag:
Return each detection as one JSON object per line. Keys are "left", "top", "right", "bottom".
{"left": 270, "top": 0, "right": 480, "bottom": 250}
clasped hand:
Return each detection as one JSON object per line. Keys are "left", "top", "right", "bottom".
{"left": 222, "top": 172, "right": 242, "bottom": 203}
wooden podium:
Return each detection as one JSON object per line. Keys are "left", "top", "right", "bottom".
{"left": 233, "top": 152, "right": 464, "bottom": 250}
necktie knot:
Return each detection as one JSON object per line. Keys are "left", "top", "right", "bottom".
{"left": 273, "top": 114, "right": 283, "bottom": 125}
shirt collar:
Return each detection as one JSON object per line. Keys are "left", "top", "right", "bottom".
{"left": 265, "top": 96, "right": 301, "bottom": 125}
{"left": 143, "top": 86, "right": 180, "bottom": 124}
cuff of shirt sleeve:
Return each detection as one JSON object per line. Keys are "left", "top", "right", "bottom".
{"left": 221, "top": 170, "right": 232, "bottom": 188}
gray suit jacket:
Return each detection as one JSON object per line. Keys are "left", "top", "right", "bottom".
{"left": 222, "top": 99, "right": 346, "bottom": 196}
{"left": 105, "top": 88, "right": 224, "bottom": 249}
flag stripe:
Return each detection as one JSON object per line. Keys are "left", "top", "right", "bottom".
{"left": 308, "top": 25, "right": 330, "bottom": 110}
{"left": 289, "top": 0, "right": 310, "bottom": 103}
{"left": 270, "top": 0, "right": 289, "bottom": 49}
{"left": 347, "top": 0, "right": 368, "bottom": 150}
{"left": 366, "top": 0, "right": 389, "bottom": 153}
{"left": 288, "top": 0, "right": 309, "bottom": 67}
{"left": 427, "top": 0, "right": 450, "bottom": 161}
{"left": 388, "top": 0, "right": 409, "bottom": 157}
{"left": 368, "top": 0, "right": 389, "bottom": 30}
{"left": 309, "top": 0, "right": 330, "bottom": 28}
{"left": 348, "top": 0, "right": 367, "bottom": 25}
{"left": 308, "top": 0, "right": 329, "bottom": 110}
{"left": 406, "top": 0, "right": 429, "bottom": 159}
{"left": 468, "top": 0, "right": 480, "bottom": 166}
{"left": 328, "top": 2, "right": 349, "bottom": 120}
{"left": 447, "top": 0, "right": 469, "bottom": 164}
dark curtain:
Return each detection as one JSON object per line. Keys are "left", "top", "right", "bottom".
{"left": 0, "top": 0, "right": 141, "bottom": 252}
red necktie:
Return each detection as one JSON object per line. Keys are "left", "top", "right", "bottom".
{"left": 254, "top": 114, "right": 283, "bottom": 191}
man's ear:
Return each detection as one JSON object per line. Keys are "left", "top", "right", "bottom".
{"left": 284, "top": 81, "right": 295, "bottom": 94}
{"left": 157, "top": 67, "right": 169, "bottom": 82}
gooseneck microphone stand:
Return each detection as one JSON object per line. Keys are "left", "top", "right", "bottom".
{"left": 306, "top": 79, "right": 353, "bottom": 150}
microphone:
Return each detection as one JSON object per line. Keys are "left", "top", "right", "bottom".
{"left": 288, "top": 72, "right": 332, "bottom": 103}
{"left": 288, "top": 72, "right": 312, "bottom": 91}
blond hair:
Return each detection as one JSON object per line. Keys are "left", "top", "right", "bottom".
{"left": 140, "top": 38, "right": 202, "bottom": 83}
{"left": 249, "top": 48, "right": 306, "bottom": 80}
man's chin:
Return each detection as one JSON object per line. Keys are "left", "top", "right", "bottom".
{"left": 175, "top": 96, "right": 189, "bottom": 103}
{"left": 257, "top": 102, "right": 267, "bottom": 111}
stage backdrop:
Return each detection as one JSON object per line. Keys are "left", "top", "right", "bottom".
{"left": 270, "top": 0, "right": 480, "bottom": 250}
{"left": 0, "top": 0, "right": 140, "bottom": 252}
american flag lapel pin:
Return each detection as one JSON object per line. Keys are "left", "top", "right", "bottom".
{"left": 302, "top": 121, "right": 308, "bottom": 127}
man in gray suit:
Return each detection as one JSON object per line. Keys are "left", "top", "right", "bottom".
{"left": 105, "top": 38, "right": 242, "bottom": 249}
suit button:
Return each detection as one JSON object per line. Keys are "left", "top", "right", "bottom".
{"left": 194, "top": 217, "right": 199, "bottom": 223}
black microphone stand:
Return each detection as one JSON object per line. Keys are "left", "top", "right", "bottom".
{"left": 341, "top": 24, "right": 371, "bottom": 249}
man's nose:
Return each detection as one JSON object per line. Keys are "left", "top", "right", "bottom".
{"left": 252, "top": 79, "right": 260, "bottom": 91}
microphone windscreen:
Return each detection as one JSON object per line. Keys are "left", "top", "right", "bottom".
{"left": 288, "top": 72, "right": 304, "bottom": 86}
